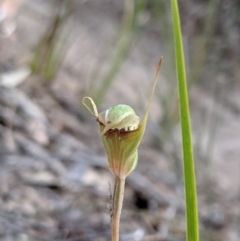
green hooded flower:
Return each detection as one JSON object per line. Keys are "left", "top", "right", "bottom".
{"left": 83, "top": 58, "right": 162, "bottom": 178}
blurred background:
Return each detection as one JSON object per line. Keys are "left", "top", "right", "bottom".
{"left": 0, "top": 0, "right": 239, "bottom": 240}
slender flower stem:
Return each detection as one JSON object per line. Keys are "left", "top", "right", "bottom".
{"left": 82, "top": 58, "right": 162, "bottom": 241}
{"left": 111, "top": 176, "right": 125, "bottom": 241}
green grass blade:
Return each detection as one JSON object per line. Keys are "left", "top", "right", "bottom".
{"left": 170, "top": 1, "right": 199, "bottom": 241}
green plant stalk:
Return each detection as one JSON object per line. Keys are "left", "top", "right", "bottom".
{"left": 89, "top": 0, "right": 134, "bottom": 104}
{"left": 189, "top": 0, "right": 220, "bottom": 87}
{"left": 30, "top": 0, "right": 74, "bottom": 81}
{"left": 88, "top": 0, "right": 148, "bottom": 104}
{"left": 111, "top": 177, "right": 125, "bottom": 241}
{"left": 170, "top": 1, "right": 199, "bottom": 241}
